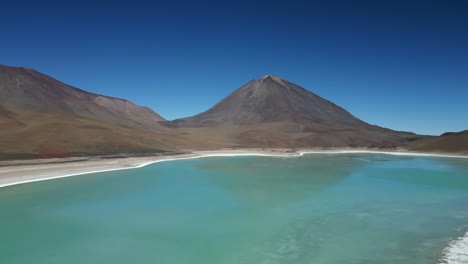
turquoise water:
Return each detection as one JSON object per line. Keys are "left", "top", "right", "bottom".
{"left": 0, "top": 154, "right": 468, "bottom": 264}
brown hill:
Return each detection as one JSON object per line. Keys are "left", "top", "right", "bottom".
{"left": 167, "top": 75, "right": 423, "bottom": 148}
{"left": 0, "top": 65, "right": 178, "bottom": 159}
{"left": 407, "top": 130, "right": 468, "bottom": 154}
{"left": 0, "top": 65, "right": 164, "bottom": 127}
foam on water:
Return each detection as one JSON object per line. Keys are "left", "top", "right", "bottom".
{"left": 440, "top": 232, "right": 468, "bottom": 264}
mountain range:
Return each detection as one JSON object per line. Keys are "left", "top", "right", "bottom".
{"left": 0, "top": 65, "right": 465, "bottom": 159}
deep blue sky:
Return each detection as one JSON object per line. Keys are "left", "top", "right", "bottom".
{"left": 1, "top": 0, "right": 467, "bottom": 135}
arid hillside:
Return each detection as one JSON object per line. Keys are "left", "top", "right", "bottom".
{"left": 3, "top": 66, "right": 455, "bottom": 160}
{"left": 407, "top": 130, "right": 468, "bottom": 154}
{"left": 0, "top": 65, "right": 180, "bottom": 159}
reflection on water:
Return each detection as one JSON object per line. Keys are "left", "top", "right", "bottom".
{"left": 196, "top": 155, "right": 363, "bottom": 207}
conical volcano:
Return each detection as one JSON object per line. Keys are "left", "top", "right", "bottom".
{"left": 173, "top": 75, "right": 377, "bottom": 129}
{"left": 169, "top": 75, "right": 421, "bottom": 148}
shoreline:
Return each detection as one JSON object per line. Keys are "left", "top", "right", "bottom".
{"left": 1, "top": 149, "right": 467, "bottom": 189}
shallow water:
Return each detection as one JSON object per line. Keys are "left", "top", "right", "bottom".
{"left": 0, "top": 154, "right": 467, "bottom": 264}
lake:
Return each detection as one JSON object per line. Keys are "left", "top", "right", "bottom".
{"left": 0, "top": 153, "right": 467, "bottom": 264}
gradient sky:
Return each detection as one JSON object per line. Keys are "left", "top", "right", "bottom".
{"left": 1, "top": 0, "right": 467, "bottom": 135}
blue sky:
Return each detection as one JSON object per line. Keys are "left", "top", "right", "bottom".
{"left": 1, "top": 0, "right": 467, "bottom": 135}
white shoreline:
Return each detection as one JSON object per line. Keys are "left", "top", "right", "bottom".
{"left": 0, "top": 149, "right": 467, "bottom": 189}
{"left": 439, "top": 231, "right": 468, "bottom": 264}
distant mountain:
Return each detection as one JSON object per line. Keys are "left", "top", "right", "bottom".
{"left": 407, "top": 130, "right": 468, "bottom": 154}
{"left": 172, "top": 75, "right": 371, "bottom": 128}
{"left": 167, "top": 75, "right": 423, "bottom": 148}
{"left": 0, "top": 65, "right": 174, "bottom": 159}
{"left": 0, "top": 65, "right": 164, "bottom": 127}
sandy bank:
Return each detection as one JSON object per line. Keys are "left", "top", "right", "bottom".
{"left": 0, "top": 149, "right": 467, "bottom": 189}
